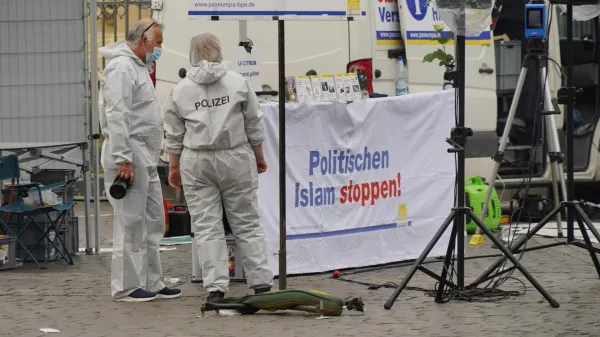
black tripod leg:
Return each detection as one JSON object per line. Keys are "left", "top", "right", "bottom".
{"left": 468, "top": 206, "right": 562, "bottom": 288}
{"left": 573, "top": 211, "right": 600, "bottom": 279}
{"left": 435, "top": 218, "right": 458, "bottom": 303}
{"left": 574, "top": 204, "right": 600, "bottom": 243}
{"left": 469, "top": 210, "right": 560, "bottom": 308}
{"left": 384, "top": 210, "right": 456, "bottom": 310}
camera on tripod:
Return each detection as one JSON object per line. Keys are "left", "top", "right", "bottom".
{"left": 525, "top": 1, "right": 547, "bottom": 39}
{"left": 525, "top": 0, "right": 548, "bottom": 52}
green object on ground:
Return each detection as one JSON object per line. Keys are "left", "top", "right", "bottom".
{"left": 465, "top": 176, "right": 501, "bottom": 233}
{"left": 160, "top": 236, "right": 192, "bottom": 246}
{"left": 201, "top": 289, "right": 364, "bottom": 316}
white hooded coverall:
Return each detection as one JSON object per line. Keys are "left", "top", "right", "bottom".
{"left": 99, "top": 41, "right": 165, "bottom": 299}
{"left": 163, "top": 60, "right": 273, "bottom": 293}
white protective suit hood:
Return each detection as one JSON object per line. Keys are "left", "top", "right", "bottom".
{"left": 99, "top": 41, "right": 146, "bottom": 66}
{"left": 186, "top": 60, "right": 228, "bottom": 85}
{"left": 162, "top": 60, "right": 264, "bottom": 153}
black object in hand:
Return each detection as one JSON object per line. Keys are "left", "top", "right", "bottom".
{"left": 109, "top": 176, "right": 132, "bottom": 200}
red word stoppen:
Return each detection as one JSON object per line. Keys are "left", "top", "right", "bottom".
{"left": 340, "top": 173, "right": 402, "bottom": 206}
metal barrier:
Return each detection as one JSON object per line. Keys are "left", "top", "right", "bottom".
{"left": 89, "top": 0, "right": 153, "bottom": 69}
{"left": 75, "top": 1, "right": 152, "bottom": 202}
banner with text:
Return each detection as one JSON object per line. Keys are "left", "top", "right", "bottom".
{"left": 374, "top": 0, "right": 402, "bottom": 47}
{"left": 188, "top": 0, "right": 367, "bottom": 19}
{"left": 401, "top": 0, "right": 491, "bottom": 44}
{"left": 258, "top": 90, "right": 456, "bottom": 275}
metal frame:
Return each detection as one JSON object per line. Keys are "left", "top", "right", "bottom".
{"left": 204, "top": 7, "right": 362, "bottom": 290}
{"left": 468, "top": 3, "right": 600, "bottom": 308}
{"left": 89, "top": 0, "right": 101, "bottom": 254}
{"left": 384, "top": 28, "right": 560, "bottom": 310}
{"left": 476, "top": 50, "right": 568, "bottom": 238}
{"left": 95, "top": 0, "right": 153, "bottom": 68}
{"left": 0, "top": 142, "right": 92, "bottom": 254}
{"left": 84, "top": 0, "right": 153, "bottom": 253}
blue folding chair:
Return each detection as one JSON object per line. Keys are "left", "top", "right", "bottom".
{"left": 0, "top": 155, "right": 79, "bottom": 268}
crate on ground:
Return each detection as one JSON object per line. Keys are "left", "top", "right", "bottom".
{"left": 1, "top": 209, "right": 71, "bottom": 226}
{"left": 495, "top": 40, "right": 522, "bottom": 94}
{"left": 166, "top": 205, "right": 232, "bottom": 237}
{"left": 167, "top": 206, "right": 192, "bottom": 237}
{"left": 5, "top": 217, "right": 76, "bottom": 262}
{"left": 65, "top": 216, "right": 79, "bottom": 255}
{"left": 0, "top": 235, "right": 17, "bottom": 270}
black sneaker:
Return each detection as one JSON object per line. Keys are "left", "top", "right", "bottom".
{"left": 157, "top": 287, "right": 182, "bottom": 299}
{"left": 254, "top": 287, "right": 272, "bottom": 295}
{"left": 114, "top": 288, "right": 157, "bottom": 302}
{"left": 207, "top": 291, "right": 225, "bottom": 303}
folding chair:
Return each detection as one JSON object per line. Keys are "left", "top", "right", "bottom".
{"left": 0, "top": 155, "right": 79, "bottom": 268}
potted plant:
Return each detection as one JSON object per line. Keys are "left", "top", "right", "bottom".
{"left": 422, "top": 22, "right": 455, "bottom": 90}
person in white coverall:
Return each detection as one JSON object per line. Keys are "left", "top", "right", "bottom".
{"left": 163, "top": 33, "right": 274, "bottom": 302}
{"left": 99, "top": 19, "right": 181, "bottom": 302}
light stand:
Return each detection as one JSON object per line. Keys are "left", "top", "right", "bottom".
{"left": 277, "top": 18, "right": 287, "bottom": 291}
{"left": 476, "top": 37, "right": 568, "bottom": 239}
{"left": 468, "top": 2, "right": 600, "bottom": 296}
{"left": 384, "top": 26, "right": 560, "bottom": 309}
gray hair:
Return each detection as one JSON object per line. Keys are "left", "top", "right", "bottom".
{"left": 189, "top": 33, "right": 223, "bottom": 66}
{"left": 126, "top": 21, "right": 162, "bottom": 42}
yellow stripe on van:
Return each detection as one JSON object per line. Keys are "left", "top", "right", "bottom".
{"left": 405, "top": 40, "right": 491, "bottom": 45}
{"left": 376, "top": 40, "right": 403, "bottom": 45}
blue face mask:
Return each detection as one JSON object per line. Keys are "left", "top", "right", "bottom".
{"left": 145, "top": 41, "right": 162, "bottom": 63}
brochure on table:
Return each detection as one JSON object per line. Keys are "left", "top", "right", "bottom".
{"left": 285, "top": 73, "right": 370, "bottom": 103}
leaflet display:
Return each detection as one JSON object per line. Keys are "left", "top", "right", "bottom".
{"left": 310, "top": 76, "right": 323, "bottom": 102}
{"left": 284, "top": 73, "right": 367, "bottom": 103}
{"left": 320, "top": 75, "right": 338, "bottom": 102}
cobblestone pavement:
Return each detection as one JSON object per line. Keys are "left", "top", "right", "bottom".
{"left": 1, "top": 203, "right": 600, "bottom": 337}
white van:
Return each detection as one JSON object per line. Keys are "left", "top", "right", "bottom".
{"left": 152, "top": 1, "right": 600, "bottom": 203}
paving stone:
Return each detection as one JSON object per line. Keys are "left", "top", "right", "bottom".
{"left": 1, "top": 203, "right": 599, "bottom": 337}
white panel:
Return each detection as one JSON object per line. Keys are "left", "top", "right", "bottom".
{"left": 0, "top": 0, "right": 86, "bottom": 174}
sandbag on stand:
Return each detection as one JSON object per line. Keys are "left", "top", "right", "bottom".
{"left": 201, "top": 289, "right": 364, "bottom": 316}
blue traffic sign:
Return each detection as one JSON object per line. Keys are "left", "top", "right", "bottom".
{"left": 405, "top": 0, "right": 428, "bottom": 21}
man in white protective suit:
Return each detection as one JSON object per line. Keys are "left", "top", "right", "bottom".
{"left": 99, "top": 19, "right": 181, "bottom": 302}
{"left": 163, "top": 33, "right": 274, "bottom": 302}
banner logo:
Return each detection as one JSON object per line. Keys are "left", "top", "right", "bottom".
{"left": 406, "top": 0, "right": 428, "bottom": 21}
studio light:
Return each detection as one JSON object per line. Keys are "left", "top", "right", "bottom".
{"left": 432, "top": 0, "right": 494, "bottom": 36}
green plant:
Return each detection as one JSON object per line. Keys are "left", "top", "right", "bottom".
{"left": 422, "top": 22, "right": 455, "bottom": 69}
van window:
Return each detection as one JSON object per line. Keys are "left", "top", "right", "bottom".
{"left": 557, "top": 14, "right": 596, "bottom": 66}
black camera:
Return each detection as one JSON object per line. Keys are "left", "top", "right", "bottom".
{"left": 109, "top": 176, "right": 132, "bottom": 200}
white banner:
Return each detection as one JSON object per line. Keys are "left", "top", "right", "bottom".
{"left": 374, "top": 0, "right": 402, "bottom": 47}
{"left": 188, "top": 0, "right": 367, "bottom": 19}
{"left": 400, "top": 0, "right": 491, "bottom": 44}
{"left": 258, "top": 90, "right": 456, "bottom": 275}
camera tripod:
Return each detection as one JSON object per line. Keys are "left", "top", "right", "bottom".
{"left": 467, "top": 3, "right": 600, "bottom": 302}
{"left": 475, "top": 44, "right": 567, "bottom": 239}
{"left": 383, "top": 35, "right": 560, "bottom": 310}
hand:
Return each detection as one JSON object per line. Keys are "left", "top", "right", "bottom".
{"left": 168, "top": 167, "right": 182, "bottom": 188}
{"left": 257, "top": 157, "right": 267, "bottom": 174}
{"left": 117, "top": 163, "right": 134, "bottom": 184}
